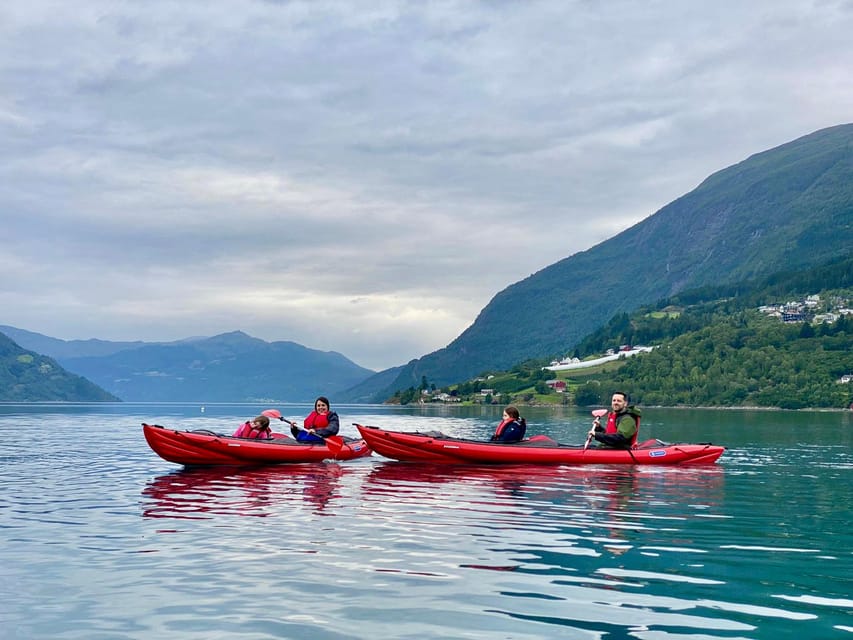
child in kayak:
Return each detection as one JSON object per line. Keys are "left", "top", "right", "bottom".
{"left": 490, "top": 405, "right": 527, "bottom": 443}
{"left": 232, "top": 415, "right": 272, "bottom": 439}
{"left": 291, "top": 396, "right": 340, "bottom": 443}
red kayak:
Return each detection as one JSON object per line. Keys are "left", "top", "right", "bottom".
{"left": 143, "top": 423, "right": 372, "bottom": 466}
{"left": 355, "top": 424, "right": 724, "bottom": 465}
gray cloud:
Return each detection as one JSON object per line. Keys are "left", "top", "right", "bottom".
{"left": 2, "top": 0, "right": 852, "bottom": 369}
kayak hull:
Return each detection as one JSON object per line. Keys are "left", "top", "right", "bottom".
{"left": 355, "top": 424, "right": 724, "bottom": 465}
{"left": 143, "top": 423, "right": 372, "bottom": 466}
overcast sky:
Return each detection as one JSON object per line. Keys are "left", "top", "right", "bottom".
{"left": 2, "top": 1, "right": 852, "bottom": 370}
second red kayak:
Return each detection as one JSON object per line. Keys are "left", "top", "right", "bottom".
{"left": 355, "top": 424, "right": 724, "bottom": 465}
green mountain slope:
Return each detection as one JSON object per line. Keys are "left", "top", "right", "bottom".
{"left": 433, "top": 254, "right": 853, "bottom": 409}
{"left": 570, "top": 254, "right": 853, "bottom": 409}
{"left": 0, "top": 332, "right": 119, "bottom": 402}
{"left": 345, "top": 123, "right": 853, "bottom": 401}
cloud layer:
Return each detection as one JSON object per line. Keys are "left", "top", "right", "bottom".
{"left": 2, "top": 1, "right": 852, "bottom": 369}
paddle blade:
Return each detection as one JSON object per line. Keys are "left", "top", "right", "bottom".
{"left": 324, "top": 436, "right": 345, "bottom": 456}
{"left": 591, "top": 409, "right": 608, "bottom": 418}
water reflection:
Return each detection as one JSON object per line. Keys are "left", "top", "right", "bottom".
{"left": 141, "top": 463, "right": 347, "bottom": 519}
{"left": 359, "top": 462, "right": 727, "bottom": 566}
{"left": 362, "top": 461, "right": 724, "bottom": 513}
{"left": 356, "top": 462, "right": 753, "bottom": 637}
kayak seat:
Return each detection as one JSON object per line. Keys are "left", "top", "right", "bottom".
{"left": 420, "top": 430, "right": 448, "bottom": 438}
{"left": 516, "top": 437, "right": 560, "bottom": 448}
{"left": 635, "top": 438, "right": 670, "bottom": 449}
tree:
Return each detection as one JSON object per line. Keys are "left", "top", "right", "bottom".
{"left": 575, "top": 382, "right": 602, "bottom": 406}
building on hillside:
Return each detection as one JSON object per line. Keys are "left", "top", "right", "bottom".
{"left": 813, "top": 313, "right": 839, "bottom": 324}
{"left": 545, "top": 380, "right": 567, "bottom": 393}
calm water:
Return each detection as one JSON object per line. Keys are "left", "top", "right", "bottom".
{"left": 1, "top": 403, "right": 851, "bottom": 639}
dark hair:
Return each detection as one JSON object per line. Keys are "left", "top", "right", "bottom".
{"left": 315, "top": 396, "right": 331, "bottom": 410}
{"left": 252, "top": 415, "right": 271, "bottom": 430}
{"left": 613, "top": 391, "right": 630, "bottom": 403}
{"left": 504, "top": 405, "right": 526, "bottom": 426}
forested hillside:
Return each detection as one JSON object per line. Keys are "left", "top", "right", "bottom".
{"left": 423, "top": 254, "right": 853, "bottom": 409}
{"left": 0, "top": 332, "right": 119, "bottom": 402}
{"left": 346, "top": 124, "right": 853, "bottom": 402}
{"left": 595, "top": 315, "right": 851, "bottom": 409}
{"left": 572, "top": 254, "right": 853, "bottom": 409}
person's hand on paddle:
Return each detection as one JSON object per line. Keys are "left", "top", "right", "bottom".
{"left": 585, "top": 409, "right": 608, "bottom": 451}
{"left": 589, "top": 419, "right": 601, "bottom": 438}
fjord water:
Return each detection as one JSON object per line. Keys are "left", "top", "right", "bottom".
{"left": 1, "top": 404, "right": 851, "bottom": 639}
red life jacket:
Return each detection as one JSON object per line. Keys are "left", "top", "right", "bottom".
{"left": 233, "top": 421, "right": 271, "bottom": 439}
{"left": 304, "top": 411, "right": 330, "bottom": 429}
{"left": 493, "top": 419, "right": 513, "bottom": 439}
{"left": 605, "top": 411, "right": 640, "bottom": 447}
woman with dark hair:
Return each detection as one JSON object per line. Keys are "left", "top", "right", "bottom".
{"left": 490, "top": 405, "right": 527, "bottom": 443}
{"left": 291, "top": 396, "right": 340, "bottom": 443}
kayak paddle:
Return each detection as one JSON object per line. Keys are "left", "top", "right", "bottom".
{"left": 323, "top": 435, "right": 345, "bottom": 457}
{"left": 585, "top": 409, "right": 608, "bottom": 451}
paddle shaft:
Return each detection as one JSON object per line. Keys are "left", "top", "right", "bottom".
{"left": 585, "top": 409, "right": 607, "bottom": 451}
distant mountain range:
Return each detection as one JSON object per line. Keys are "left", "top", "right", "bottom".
{"left": 342, "top": 123, "right": 853, "bottom": 401}
{"left": 0, "top": 327, "right": 374, "bottom": 403}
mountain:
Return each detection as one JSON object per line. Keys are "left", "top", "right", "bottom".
{"left": 420, "top": 253, "right": 852, "bottom": 409}
{"left": 0, "top": 325, "right": 155, "bottom": 359}
{"left": 34, "top": 330, "right": 375, "bottom": 402}
{"left": 335, "top": 363, "right": 408, "bottom": 404}
{"left": 343, "top": 123, "right": 853, "bottom": 401}
{"left": 0, "top": 332, "right": 119, "bottom": 402}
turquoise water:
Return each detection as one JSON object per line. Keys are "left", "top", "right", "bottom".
{"left": 1, "top": 404, "right": 851, "bottom": 639}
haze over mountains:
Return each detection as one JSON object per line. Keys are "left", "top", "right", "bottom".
{"left": 3, "top": 123, "right": 852, "bottom": 403}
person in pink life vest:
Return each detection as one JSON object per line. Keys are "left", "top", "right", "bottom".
{"left": 291, "top": 396, "right": 340, "bottom": 443}
{"left": 587, "top": 391, "right": 641, "bottom": 449}
{"left": 490, "top": 405, "right": 527, "bottom": 443}
{"left": 232, "top": 414, "right": 272, "bottom": 439}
